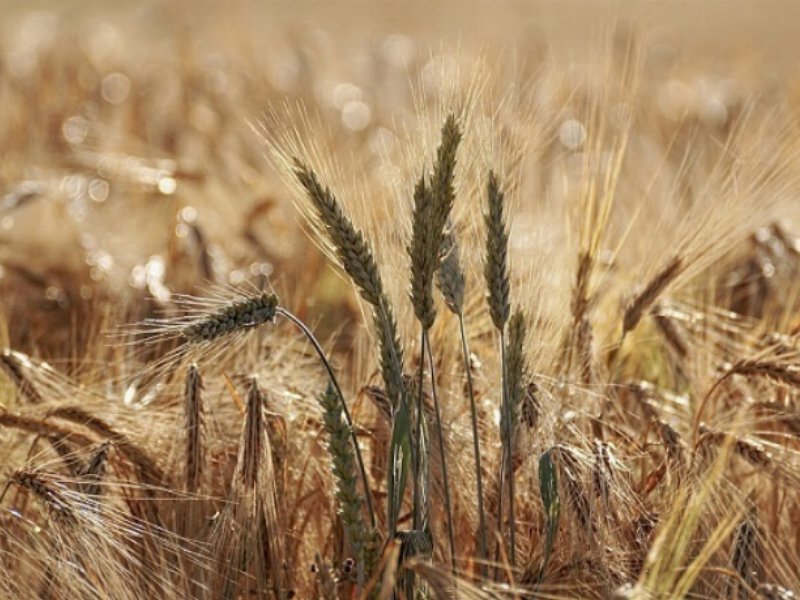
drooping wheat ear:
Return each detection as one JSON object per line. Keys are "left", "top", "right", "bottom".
{"left": 78, "top": 441, "right": 110, "bottom": 498}
{"left": 696, "top": 427, "right": 791, "bottom": 486}
{"left": 0, "top": 349, "right": 44, "bottom": 404}
{"left": 436, "top": 229, "right": 465, "bottom": 315}
{"left": 694, "top": 359, "right": 800, "bottom": 443}
{"left": 553, "top": 446, "right": 592, "bottom": 532}
{"left": 727, "top": 359, "right": 800, "bottom": 388}
{"left": 628, "top": 383, "right": 686, "bottom": 467}
{"left": 10, "top": 470, "right": 75, "bottom": 523}
{"left": 318, "top": 383, "right": 371, "bottom": 587}
{"left": 622, "top": 255, "right": 683, "bottom": 336}
{"left": 484, "top": 170, "right": 511, "bottom": 331}
{"left": 730, "top": 506, "right": 758, "bottom": 600}
{"left": 293, "top": 159, "right": 405, "bottom": 408}
{"left": 184, "top": 364, "right": 204, "bottom": 494}
{"left": 182, "top": 292, "right": 278, "bottom": 343}
{"left": 0, "top": 410, "right": 95, "bottom": 447}
{"left": 49, "top": 406, "right": 165, "bottom": 487}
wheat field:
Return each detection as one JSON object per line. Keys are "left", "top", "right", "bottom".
{"left": 2, "top": 3, "right": 800, "bottom": 599}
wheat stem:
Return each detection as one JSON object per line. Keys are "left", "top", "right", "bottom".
{"left": 275, "top": 307, "right": 375, "bottom": 528}
{"left": 458, "top": 313, "right": 488, "bottom": 576}
{"left": 424, "top": 330, "right": 457, "bottom": 576}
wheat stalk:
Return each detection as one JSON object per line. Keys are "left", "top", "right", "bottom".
{"left": 436, "top": 228, "right": 488, "bottom": 575}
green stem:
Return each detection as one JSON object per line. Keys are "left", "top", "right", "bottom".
{"left": 276, "top": 307, "right": 375, "bottom": 529}
{"left": 424, "top": 330, "right": 457, "bottom": 575}
{"left": 458, "top": 314, "right": 487, "bottom": 577}
{"left": 413, "top": 327, "right": 425, "bottom": 530}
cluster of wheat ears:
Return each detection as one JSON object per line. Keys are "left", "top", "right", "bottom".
{"left": 5, "top": 12, "right": 800, "bottom": 599}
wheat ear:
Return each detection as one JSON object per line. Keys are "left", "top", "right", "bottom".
{"left": 184, "top": 364, "right": 204, "bottom": 494}
{"left": 318, "top": 383, "right": 374, "bottom": 590}
{"left": 293, "top": 159, "right": 406, "bottom": 537}
{"left": 484, "top": 169, "right": 514, "bottom": 571}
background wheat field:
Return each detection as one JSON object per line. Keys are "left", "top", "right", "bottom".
{"left": 2, "top": 2, "right": 800, "bottom": 599}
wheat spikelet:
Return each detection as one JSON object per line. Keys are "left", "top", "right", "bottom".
{"left": 183, "top": 364, "right": 204, "bottom": 494}
{"left": 10, "top": 470, "right": 75, "bottom": 523}
{"left": 727, "top": 359, "right": 800, "bottom": 388}
{"left": 554, "top": 446, "right": 592, "bottom": 532}
{"left": 77, "top": 441, "right": 110, "bottom": 498}
{"left": 484, "top": 170, "right": 511, "bottom": 331}
{"left": 435, "top": 229, "right": 465, "bottom": 315}
{"left": 622, "top": 256, "right": 683, "bottom": 336}
{"left": 48, "top": 406, "right": 165, "bottom": 487}
{"left": 0, "top": 349, "right": 44, "bottom": 404}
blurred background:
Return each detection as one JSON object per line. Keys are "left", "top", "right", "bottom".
{"left": 1, "top": 1, "right": 799, "bottom": 360}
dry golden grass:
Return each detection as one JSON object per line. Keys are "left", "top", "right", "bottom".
{"left": 3, "top": 3, "right": 800, "bottom": 599}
